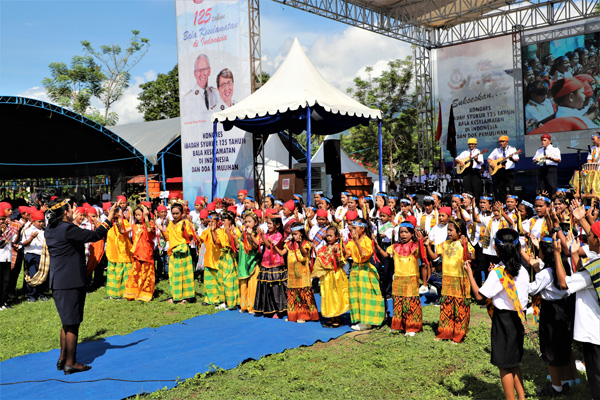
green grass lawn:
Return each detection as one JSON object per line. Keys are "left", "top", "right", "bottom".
{"left": 1, "top": 271, "right": 593, "bottom": 400}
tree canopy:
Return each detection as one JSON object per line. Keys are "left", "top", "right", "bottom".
{"left": 342, "top": 58, "right": 417, "bottom": 178}
{"left": 137, "top": 65, "right": 180, "bottom": 121}
{"left": 41, "top": 55, "right": 104, "bottom": 116}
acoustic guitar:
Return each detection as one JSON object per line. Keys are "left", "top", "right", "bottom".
{"left": 488, "top": 149, "right": 522, "bottom": 176}
{"left": 456, "top": 149, "right": 488, "bottom": 175}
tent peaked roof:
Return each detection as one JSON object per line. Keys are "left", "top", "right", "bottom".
{"left": 212, "top": 38, "right": 381, "bottom": 133}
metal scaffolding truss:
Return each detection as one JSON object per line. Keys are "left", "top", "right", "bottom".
{"left": 0, "top": 95, "right": 152, "bottom": 169}
{"left": 274, "top": 0, "right": 599, "bottom": 48}
{"left": 414, "top": 39, "right": 435, "bottom": 170}
{"left": 249, "top": 0, "right": 266, "bottom": 200}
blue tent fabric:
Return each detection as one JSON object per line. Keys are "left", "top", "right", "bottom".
{"left": 0, "top": 308, "right": 351, "bottom": 400}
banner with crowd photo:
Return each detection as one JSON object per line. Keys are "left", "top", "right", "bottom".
{"left": 434, "top": 35, "right": 522, "bottom": 162}
{"left": 175, "top": 0, "right": 253, "bottom": 202}
{"left": 521, "top": 25, "right": 599, "bottom": 155}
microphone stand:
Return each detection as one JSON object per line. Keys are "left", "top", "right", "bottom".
{"left": 567, "top": 146, "right": 588, "bottom": 199}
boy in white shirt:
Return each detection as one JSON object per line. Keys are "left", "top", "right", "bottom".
{"left": 555, "top": 206, "right": 600, "bottom": 399}
{"left": 21, "top": 210, "right": 46, "bottom": 302}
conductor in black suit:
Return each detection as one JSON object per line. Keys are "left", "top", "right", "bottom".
{"left": 45, "top": 198, "right": 117, "bottom": 375}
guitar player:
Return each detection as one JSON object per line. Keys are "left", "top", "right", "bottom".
{"left": 455, "top": 138, "right": 484, "bottom": 202}
{"left": 487, "top": 135, "right": 520, "bottom": 201}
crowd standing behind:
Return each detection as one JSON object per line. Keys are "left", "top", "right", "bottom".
{"left": 0, "top": 134, "right": 599, "bottom": 400}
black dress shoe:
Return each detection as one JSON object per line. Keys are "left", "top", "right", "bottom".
{"left": 63, "top": 364, "right": 92, "bottom": 375}
{"left": 56, "top": 359, "right": 65, "bottom": 371}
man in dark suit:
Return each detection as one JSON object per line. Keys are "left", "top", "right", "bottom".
{"left": 45, "top": 199, "right": 117, "bottom": 375}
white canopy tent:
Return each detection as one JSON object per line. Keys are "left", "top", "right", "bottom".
{"left": 211, "top": 38, "right": 382, "bottom": 204}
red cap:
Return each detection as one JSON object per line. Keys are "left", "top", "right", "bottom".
{"left": 405, "top": 215, "right": 417, "bottom": 227}
{"left": 346, "top": 210, "right": 358, "bottom": 221}
{"left": 168, "top": 191, "right": 181, "bottom": 200}
{"left": 379, "top": 206, "right": 392, "bottom": 216}
{"left": 82, "top": 203, "right": 91, "bottom": 208}
{"left": 207, "top": 202, "right": 216, "bottom": 211}
{"left": 439, "top": 207, "right": 451, "bottom": 216}
{"left": 157, "top": 205, "right": 167, "bottom": 212}
{"left": 238, "top": 189, "right": 248, "bottom": 196}
{"left": 541, "top": 133, "right": 551, "bottom": 141}
{"left": 316, "top": 209, "right": 328, "bottom": 218}
{"left": 254, "top": 210, "right": 262, "bottom": 218}
{"left": 50, "top": 196, "right": 58, "bottom": 201}
{"left": 117, "top": 195, "right": 126, "bottom": 202}
{"left": 75, "top": 206, "right": 86, "bottom": 214}
{"left": 27, "top": 207, "right": 38, "bottom": 214}
{"left": 575, "top": 74, "right": 594, "bottom": 97}
{"left": 591, "top": 221, "right": 600, "bottom": 239}
{"left": 283, "top": 200, "right": 295, "bottom": 212}
{"left": 227, "top": 205, "right": 237, "bottom": 213}
{"left": 265, "top": 208, "right": 277, "bottom": 216}
{"left": 102, "top": 202, "right": 112, "bottom": 210}
{"left": 554, "top": 77, "right": 584, "bottom": 98}
{"left": 18, "top": 206, "right": 29, "bottom": 214}
{"left": 86, "top": 206, "right": 97, "bottom": 215}
{"left": 195, "top": 196, "right": 204, "bottom": 205}
{"left": 30, "top": 210, "right": 45, "bottom": 221}
{"left": 141, "top": 201, "right": 151, "bottom": 208}
{"left": 199, "top": 209, "right": 209, "bottom": 219}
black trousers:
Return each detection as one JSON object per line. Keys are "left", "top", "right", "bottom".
{"left": 582, "top": 342, "right": 600, "bottom": 400}
{"left": 0, "top": 261, "right": 10, "bottom": 306}
{"left": 462, "top": 168, "right": 483, "bottom": 200}
{"left": 493, "top": 168, "right": 515, "bottom": 201}
{"left": 538, "top": 165, "right": 557, "bottom": 195}
{"left": 8, "top": 248, "right": 24, "bottom": 297}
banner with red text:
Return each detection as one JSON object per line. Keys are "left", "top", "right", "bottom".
{"left": 175, "top": 0, "right": 253, "bottom": 202}
{"left": 434, "top": 35, "right": 522, "bottom": 161}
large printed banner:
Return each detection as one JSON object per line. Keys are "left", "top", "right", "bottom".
{"left": 434, "top": 35, "right": 522, "bottom": 160}
{"left": 175, "top": 0, "right": 253, "bottom": 202}
{"left": 522, "top": 27, "right": 599, "bottom": 155}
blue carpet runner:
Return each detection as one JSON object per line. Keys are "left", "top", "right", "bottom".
{"left": 0, "top": 295, "right": 434, "bottom": 399}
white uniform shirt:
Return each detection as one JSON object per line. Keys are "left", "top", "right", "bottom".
{"left": 21, "top": 225, "right": 44, "bottom": 256}
{"left": 525, "top": 98, "right": 555, "bottom": 126}
{"left": 528, "top": 261, "right": 568, "bottom": 301}
{"left": 565, "top": 270, "right": 600, "bottom": 345}
{"left": 480, "top": 265, "right": 529, "bottom": 310}
{"left": 488, "top": 146, "right": 519, "bottom": 170}
{"left": 428, "top": 223, "right": 448, "bottom": 247}
{"left": 482, "top": 218, "right": 505, "bottom": 256}
{"left": 456, "top": 148, "right": 484, "bottom": 169}
{"left": 587, "top": 145, "right": 600, "bottom": 163}
{"left": 533, "top": 144, "right": 561, "bottom": 166}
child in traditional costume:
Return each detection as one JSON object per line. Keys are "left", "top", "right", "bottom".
{"left": 312, "top": 225, "right": 349, "bottom": 328}
{"left": 105, "top": 208, "right": 132, "bottom": 299}
{"left": 344, "top": 218, "right": 385, "bottom": 331}
{"left": 212, "top": 210, "right": 240, "bottom": 310}
{"left": 426, "top": 217, "right": 474, "bottom": 342}
{"left": 200, "top": 212, "right": 222, "bottom": 306}
{"left": 274, "top": 222, "right": 318, "bottom": 323}
{"left": 123, "top": 205, "right": 155, "bottom": 302}
{"left": 158, "top": 203, "right": 196, "bottom": 304}
{"left": 255, "top": 211, "right": 287, "bottom": 318}
{"left": 238, "top": 211, "right": 261, "bottom": 313}
{"left": 464, "top": 228, "right": 529, "bottom": 400}
{"left": 375, "top": 215, "right": 423, "bottom": 335}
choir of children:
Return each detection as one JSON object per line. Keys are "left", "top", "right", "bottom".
{"left": 2, "top": 180, "right": 600, "bottom": 399}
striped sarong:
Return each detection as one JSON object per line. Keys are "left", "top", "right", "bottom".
{"left": 349, "top": 262, "right": 385, "bottom": 326}
{"left": 583, "top": 258, "right": 600, "bottom": 305}
{"left": 107, "top": 261, "right": 131, "bottom": 298}
{"left": 169, "top": 244, "right": 195, "bottom": 302}
{"left": 217, "top": 247, "right": 239, "bottom": 307}
{"left": 203, "top": 267, "right": 221, "bottom": 304}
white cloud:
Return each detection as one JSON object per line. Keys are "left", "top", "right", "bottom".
{"left": 17, "top": 86, "right": 49, "bottom": 102}
{"left": 260, "top": 25, "right": 413, "bottom": 92}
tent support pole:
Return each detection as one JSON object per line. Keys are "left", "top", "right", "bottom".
{"left": 287, "top": 131, "right": 292, "bottom": 169}
{"left": 212, "top": 122, "right": 218, "bottom": 201}
{"left": 144, "top": 157, "right": 150, "bottom": 201}
{"left": 378, "top": 119, "right": 383, "bottom": 192}
{"left": 306, "top": 107, "right": 311, "bottom": 207}
{"left": 161, "top": 152, "right": 167, "bottom": 205}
